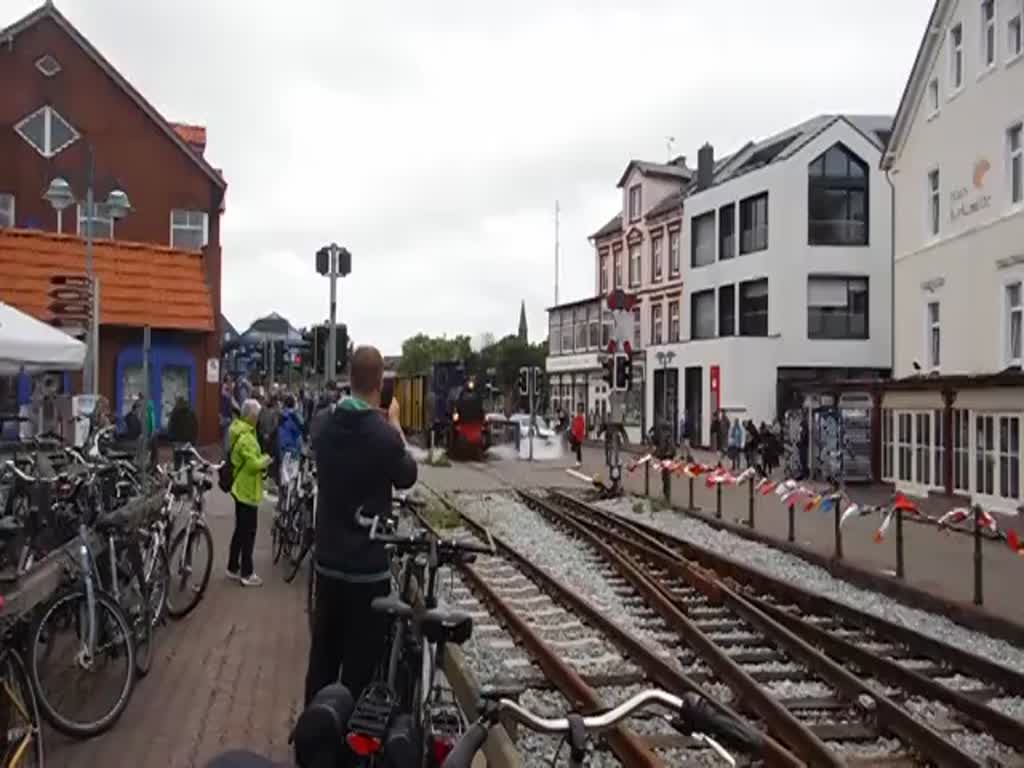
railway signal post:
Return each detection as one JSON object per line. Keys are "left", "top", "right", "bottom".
{"left": 518, "top": 365, "right": 544, "bottom": 461}
{"left": 602, "top": 290, "right": 637, "bottom": 496}
{"left": 315, "top": 243, "right": 352, "bottom": 384}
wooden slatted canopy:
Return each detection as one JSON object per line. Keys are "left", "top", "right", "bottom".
{"left": 0, "top": 228, "right": 215, "bottom": 332}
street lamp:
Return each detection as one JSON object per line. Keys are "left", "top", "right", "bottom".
{"left": 43, "top": 173, "right": 133, "bottom": 394}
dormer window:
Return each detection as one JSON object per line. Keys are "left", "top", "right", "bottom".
{"left": 628, "top": 184, "right": 642, "bottom": 222}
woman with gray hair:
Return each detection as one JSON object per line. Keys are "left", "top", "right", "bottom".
{"left": 226, "top": 398, "right": 272, "bottom": 586}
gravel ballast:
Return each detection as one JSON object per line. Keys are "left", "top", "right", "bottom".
{"left": 594, "top": 496, "right": 1024, "bottom": 674}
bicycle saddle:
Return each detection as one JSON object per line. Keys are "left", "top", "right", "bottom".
{"left": 371, "top": 594, "right": 414, "bottom": 619}
{"left": 420, "top": 608, "right": 472, "bottom": 645}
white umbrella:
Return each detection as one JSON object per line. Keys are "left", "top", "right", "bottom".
{"left": 0, "top": 302, "right": 86, "bottom": 375}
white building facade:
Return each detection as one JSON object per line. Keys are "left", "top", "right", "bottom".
{"left": 880, "top": 0, "right": 1024, "bottom": 512}
{"left": 663, "top": 115, "right": 894, "bottom": 446}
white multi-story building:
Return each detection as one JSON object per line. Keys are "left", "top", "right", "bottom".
{"left": 879, "top": 0, "right": 1024, "bottom": 511}
{"left": 660, "top": 115, "right": 894, "bottom": 446}
{"left": 547, "top": 156, "right": 690, "bottom": 441}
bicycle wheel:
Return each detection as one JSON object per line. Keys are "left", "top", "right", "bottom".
{"left": 166, "top": 524, "right": 214, "bottom": 618}
{"left": 146, "top": 546, "right": 170, "bottom": 627}
{"left": 0, "top": 647, "right": 43, "bottom": 768}
{"left": 271, "top": 514, "right": 284, "bottom": 565}
{"left": 29, "top": 589, "right": 135, "bottom": 738}
{"left": 283, "top": 538, "right": 309, "bottom": 584}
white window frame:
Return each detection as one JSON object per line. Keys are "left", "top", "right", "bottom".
{"left": 925, "top": 299, "right": 941, "bottom": 370}
{"left": 1009, "top": 121, "right": 1023, "bottom": 206}
{"left": 170, "top": 209, "right": 209, "bottom": 250}
{"left": 668, "top": 229, "right": 681, "bottom": 277}
{"left": 981, "top": 0, "right": 997, "bottom": 71}
{"left": 613, "top": 247, "right": 623, "bottom": 290}
{"left": 599, "top": 251, "right": 609, "bottom": 294}
{"left": 927, "top": 77, "right": 940, "bottom": 118}
{"left": 881, "top": 408, "right": 894, "bottom": 481}
{"left": 1008, "top": 0, "right": 1023, "bottom": 62}
{"left": 628, "top": 241, "right": 641, "bottom": 287}
{"left": 950, "top": 22, "right": 965, "bottom": 92}
{"left": 0, "top": 193, "right": 14, "bottom": 228}
{"left": 651, "top": 235, "right": 663, "bottom": 282}
{"left": 651, "top": 303, "right": 663, "bottom": 345}
{"left": 927, "top": 168, "right": 941, "bottom": 237}
{"left": 628, "top": 185, "right": 642, "bottom": 222}
{"left": 972, "top": 411, "right": 1022, "bottom": 508}
{"left": 1004, "top": 277, "right": 1023, "bottom": 367}
{"left": 14, "top": 105, "right": 79, "bottom": 158}
{"left": 953, "top": 408, "right": 970, "bottom": 492}
{"left": 76, "top": 203, "right": 114, "bottom": 239}
{"left": 891, "top": 409, "right": 945, "bottom": 493}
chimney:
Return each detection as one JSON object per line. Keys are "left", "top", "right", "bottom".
{"left": 670, "top": 154, "right": 687, "bottom": 169}
{"left": 697, "top": 143, "right": 714, "bottom": 190}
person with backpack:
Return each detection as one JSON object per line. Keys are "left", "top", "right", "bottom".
{"left": 225, "top": 399, "right": 272, "bottom": 587}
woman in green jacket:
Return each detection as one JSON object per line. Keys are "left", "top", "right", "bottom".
{"left": 226, "top": 399, "right": 271, "bottom": 586}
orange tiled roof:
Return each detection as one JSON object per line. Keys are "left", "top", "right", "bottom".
{"left": 0, "top": 228, "right": 215, "bottom": 332}
{"left": 170, "top": 122, "right": 207, "bottom": 154}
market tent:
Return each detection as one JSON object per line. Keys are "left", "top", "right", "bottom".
{"left": 0, "top": 302, "right": 86, "bottom": 374}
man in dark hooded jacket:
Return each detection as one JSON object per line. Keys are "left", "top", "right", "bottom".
{"left": 304, "top": 347, "right": 417, "bottom": 705}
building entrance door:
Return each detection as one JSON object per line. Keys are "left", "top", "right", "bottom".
{"left": 685, "top": 366, "right": 703, "bottom": 446}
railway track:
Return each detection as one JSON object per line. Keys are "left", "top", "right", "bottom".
{"left": 529, "top": 488, "right": 1024, "bottom": 766}
{"left": 417, "top": 495, "right": 801, "bottom": 766}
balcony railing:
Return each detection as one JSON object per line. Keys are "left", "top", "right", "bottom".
{"left": 809, "top": 219, "right": 867, "bottom": 246}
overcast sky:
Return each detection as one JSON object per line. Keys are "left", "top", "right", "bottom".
{"left": 10, "top": 0, "right": 933, "bottom": 354}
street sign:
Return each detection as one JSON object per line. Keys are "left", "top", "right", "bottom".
{"left": 48, "top": 274, "right": 92, "bottom": 338}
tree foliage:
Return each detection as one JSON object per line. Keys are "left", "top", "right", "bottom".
{"left": 398, "top": 333, "right": 473, "bottom": 376}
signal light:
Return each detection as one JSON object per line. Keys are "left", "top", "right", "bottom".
{"left": 622, "top": 340, "right": 632, "bottom": 356}
{"left": 607, "top": 339, "right": 617, "bottom": 354}
{"left": 346, "top": 733, "right": 382, "bottom": 756}
{"left": 601, "top": 355, "right": 615, "bottom": 388}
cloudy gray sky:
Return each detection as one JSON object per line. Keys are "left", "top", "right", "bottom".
{"left": 11, "top": 0, "right": 933, "bottom": 354}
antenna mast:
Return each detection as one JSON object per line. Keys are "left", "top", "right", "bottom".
{"left": 554, "top": 200, "right": 560, "bottom": 305}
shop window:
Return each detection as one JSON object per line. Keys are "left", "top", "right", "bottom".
{"left": 160, "top": 366, "right": 190, "bottom": 429}
{"left": 120, "top": 366, "right": 144, "bottom": 416}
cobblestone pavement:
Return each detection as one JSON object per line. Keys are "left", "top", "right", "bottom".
{"left": 47, "top": 492, "right": 307, "bottom": 768}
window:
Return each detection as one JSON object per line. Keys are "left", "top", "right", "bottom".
{"left": 668, "top": 230, "right": 681, "bottom": 277}
{"left": 628, "top": 241, "right": 641, "bottom": 286}
{"left": 628, "top": 185, "right": 642, "bottom": 222}
{"left": 928, "top": 78, "right": 940, "bottom": 115}
{"left": 613, "top": 247, "right": 623, "bottom": 289}
{"left": 668, "top": 300, "right": 680, "bottom": 342}
{"left": 1007, "top": 281, "right": 1023, "bottom": 365}
{"left": 928, "top": 169, "right": 941, "bottom": 236}
{"left": 739, "top": 193, "right": 768, "bottom": 254}
{"left": 561, "top": 309, "right": 573, "bottom": 353}
{"left": 0, "top": 194, "right": 13, "bottom": 228}
{"left": 976, "top": 414, "right": 995, "bottom": 495}
{"left": 897, "top": 412, "right": 912, "bottom": 482}
{"left": 691, "top": 290, "right": 715, "bottom": 340}
{"left": 882, "top": 409, "right": 894, "bottom": 480}
{"left": 974, "top": 412, "right": 1022, "bottom": 500}
{"left": 934, "top": 409, "right": 946, "bottom": 490}
{"left": 950, "top": 23, "right": 964, "bottom": 90}
{"left": 915, "top": 412, "right": 931, "bottom": 486}
{"left": 651, "top": 303, "right": 663, "bottom": 345}
{"left": 14, "top": 105, "right": 79, "bottom": 158}
{"left": 599, "top": 251, "right": 609, "bottom": 293}
{"left": 807, "top": 276, "right": 868, "bottom": 339}
{"left": 927, "top": 301, "right": 941, "bottom": 368}
{"left": 171, "top": 209, "right": 208, "bottom": 251}
{"left": 739, "top": 278, "right": 768, "bottom": 336}
{"left": 651, "top": 236, "right": 663, "bottom": 282}
{"left": 601, "top": 310, "right": 613, "bottom": 348}
{"left": 719, "top": 204, "right": 735, "bottom": 260}
{"left": 954, "top": 409, "right": 970, "bottom": 491}
{"left": 549, "top": 313, "right": 561, "bottom": 355}
{"left": 691, "top": 212, "right": 715, "bottom": 267}
{"left": 999, "top": 415, "right": 1020, "bottom": 499}
{"left": 1010, "top": 123, "right": 1023, "bottom": 205}
{"left": 718, "top": 284, "right": 735, "bottom": 336}
{"left": 1009, "top": 2, "right": 1023, "bottom": 59}
{"left": 632, "top": 306, "right": 642, "bottom": 349}
{"left": 982, "top": 0, "right": 996, "bottom": 69}
{"left": 807, "top": 144, "right": 869, "bottom": 246}
{"left": 77, "top": 203, "right": 114, "bottom": 239}
{"left": 575, "top": 308, "right": 587, "bottom": 350}
{"left": 34, "top": 54, "right": 61, "bottom": 77}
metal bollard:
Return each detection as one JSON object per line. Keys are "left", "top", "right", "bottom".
{"left": 716, "top": 482, "right": 722, "bottom": 519}
{"left": 688, "top": 476, "right": 695, "bottom": 511}
{"left": 747, "top": 477, "right": 755, "bottom": 528}
{"left": 833, "top": 501, "right": 843, "bottom": 560}
{"left": 662, "top": 468, "right": 671, "bottom": 504}
{"left": 787, "top": 502, "right": 795, "bottom": 542}
{"left": 895, "top": 507, "right": 905, "bottom": 580}
{"left": 644, "top": 462, "right": 650, "bottom": 497}
{"left": 973, "top": 504, "right": 984, "bottom": 606}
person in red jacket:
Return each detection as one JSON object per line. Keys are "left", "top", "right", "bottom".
{"left": 570, "top": 403, "right": 585, "bottom": 467}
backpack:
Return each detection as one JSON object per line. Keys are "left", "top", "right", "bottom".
{"left": 218, "top": 431, "right": 241, "bottom": 493}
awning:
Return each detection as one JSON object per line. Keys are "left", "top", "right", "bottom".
{"left": 0, "top": 301, "right": 85, "bottom": 374}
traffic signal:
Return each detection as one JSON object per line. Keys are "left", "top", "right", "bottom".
{"left": 335, "top": 324, "right": 349, "bottom": 372}
{"left": 518, "top": 367, "right": 529, "bottom": 396}
{"left": 601, "top": 355, "right": 614, "bottom": 388}
{"left": 273, "top": 341, "right": 285, "bottom": 376}
{"left": 531, "top": 367, "right": 544, "bottom": 397}
{"left": 614, "top": 353, "right": 632, "bottom": 391}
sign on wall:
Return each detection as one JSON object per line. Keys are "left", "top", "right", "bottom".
{"left": 950, "top": 157, "right": 993, "bottom": 222}
{"left": 206, "top": 358, "right": 220, "bottom": 384}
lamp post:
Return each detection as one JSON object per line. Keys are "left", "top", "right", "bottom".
{"left": 43, "top": 151, "right": 132, "bottom": 395}
{"left": 315, "top": 243, "right": 352, "bottom": 383}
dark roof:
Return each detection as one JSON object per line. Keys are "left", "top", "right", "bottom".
{"left": 616, "top": 159, "right": 692, "bottom": 188}
{"left": 1, "top": 3, "right": 226, "bottom": 191}
{"left": 883, "top": 1, "right": 946, "bottom": 167}
{"left": 546, "top": 295, "right": 603, "bottom": 313}
{"left": 645, "top": 191, "right": 683, "bottom": 220}
{"left": 590, "top": 213, "right": 622, "bottom": 240}
{"left": 221, "top": 314, "right": 240, "bottom": 339}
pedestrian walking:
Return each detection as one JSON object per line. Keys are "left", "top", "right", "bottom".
{"left": 727, "top": 417, "right": 744, "bottom": 470}
{"left": 744, "top": 419, "right": 761, "bottom": 473}
{"left": 226, "top": 399, "right": 271, "bottom": 587}
{"left": 569, "top": 403, "right": 585, "bottom": 467}
{"left": 678, "top": 410, "right": 692, "bottom": 461}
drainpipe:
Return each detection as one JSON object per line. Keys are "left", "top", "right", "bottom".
{"left": 885, "top": 166, "right": 896, "bottom": 377}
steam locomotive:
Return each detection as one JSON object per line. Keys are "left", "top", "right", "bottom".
{"left": 393, "top": 361, "right": 488, "bottom": 460}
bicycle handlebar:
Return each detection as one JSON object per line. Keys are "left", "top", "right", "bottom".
{"left": 182, "top": 445, "right": 225, "bottom": 471}
{"left": 442, "top": 689, "right": 761, "bottom": 767}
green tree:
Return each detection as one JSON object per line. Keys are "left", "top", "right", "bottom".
{"left": 398, "top": 333, "right": 473, "bottom": 375}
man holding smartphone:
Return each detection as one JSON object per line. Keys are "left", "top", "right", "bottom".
{"left": 305, "top": 346, "right": 417, "bottom": 706}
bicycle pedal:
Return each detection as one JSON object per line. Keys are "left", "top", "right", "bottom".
{"left": 348, "top": 685, "right": 394, "bottom": 739}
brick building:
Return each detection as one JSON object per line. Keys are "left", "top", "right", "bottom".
{"left": 0, "top": 3, "right": 227, "bottom": 443}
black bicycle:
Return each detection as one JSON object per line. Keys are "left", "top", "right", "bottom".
{"left": 165, "top": 446, "right": 219, "bottom": 618}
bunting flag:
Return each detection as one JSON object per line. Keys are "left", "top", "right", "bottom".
{"left": 937, "top": 507, "right": 971, "bottom": 528}
{"left": 873, "top": 509, "right": 895, "bottom": 543}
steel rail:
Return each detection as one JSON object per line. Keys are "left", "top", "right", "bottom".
{"left": 547, "top": 493, "right": 987, "bottom": 767}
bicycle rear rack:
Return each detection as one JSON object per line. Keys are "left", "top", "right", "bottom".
{"left": 349, "top": 683, "right": 395, "bottom": 740}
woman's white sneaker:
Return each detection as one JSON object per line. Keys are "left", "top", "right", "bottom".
{"left": 240, "top": 574, "right": 263, "bottom": 587}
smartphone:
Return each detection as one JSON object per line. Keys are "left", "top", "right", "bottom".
{"left": 380, "top": 377, "right": 395, "bottom": 411}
